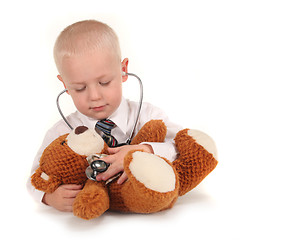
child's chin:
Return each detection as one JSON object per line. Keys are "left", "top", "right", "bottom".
{"left": 88, "top": 109, "right": 111, "bottom": 120}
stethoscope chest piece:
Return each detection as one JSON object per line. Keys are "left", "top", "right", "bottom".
{"left": 86, "top": 154, "right": 110, "bottom": 181}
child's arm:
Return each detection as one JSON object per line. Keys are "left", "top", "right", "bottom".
{"left": 95, "top": 144, "right": 153, "bottom": 184}
{"left": 42, "top": 184, "right": 83, "bottom": 212}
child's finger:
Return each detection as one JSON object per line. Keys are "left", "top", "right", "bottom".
{"left": 63, "top": 199, "right": 74, "bottom": 212}
{"left": 117, "top": 172, "right": 128, "bottom": 185}
{"left": 101, "top": 154, "right": 116, "bottom": 164}
{"left": 107, "top": 146, "right": 122, "bottom": 154}
{"left": 63, "top": 189, "right": 82, "bottom": 199}
{"left": 61, "top": 184, "right": 83, "bottom": 190}
{"left": 98, "top": 162, "right": 123, "bottom": 181}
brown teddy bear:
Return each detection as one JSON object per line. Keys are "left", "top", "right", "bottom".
{"left": 31, "top": 120, "right": 218, "bottom": 220}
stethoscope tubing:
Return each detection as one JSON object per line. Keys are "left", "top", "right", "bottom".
{"left": 56, "top": 89, "right": 73, "bottom": 129}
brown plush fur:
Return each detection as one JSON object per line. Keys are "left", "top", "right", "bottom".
{"left": 31, "top": 134, "right": 88, "bottom": 193}
{"left": 73, "top": 180, "right": 109, "bottom": 219}
{"left": 31, "top": 120, "right": 218, "bottom": 219}
{"left": 173, "top": 129, "right": 218, "bottom": 196}
{"left": 108, "top": 150, "right": 179, "bottom": 213}
{"left": 130, "top": 120, "right": 167, "bottom": 145}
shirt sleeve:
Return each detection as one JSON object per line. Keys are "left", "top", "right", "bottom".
{"left": 142, "top": 141, "right": 178, "bottom": 162}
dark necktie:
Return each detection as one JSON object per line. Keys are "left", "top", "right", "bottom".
{"left": 95, "top": 119, "right": 118, "bottom": 147}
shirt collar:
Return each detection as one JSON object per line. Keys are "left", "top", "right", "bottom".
{"left": 75, "top": 111, "right": 98, "bottom": 129}
{"left": 109, "top": 97, "right": 129, "bottom": 135}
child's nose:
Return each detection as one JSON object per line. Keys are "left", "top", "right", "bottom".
{"left": 88, "top": 85, "right": 102, "bottom": 101}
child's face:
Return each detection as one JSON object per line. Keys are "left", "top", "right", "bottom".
{"left": 58, "top": 49, "right": 128, "bottom": 120}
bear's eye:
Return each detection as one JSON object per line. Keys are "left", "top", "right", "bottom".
{"left": 61, "top": 140, "right": 67, "bottom": 146}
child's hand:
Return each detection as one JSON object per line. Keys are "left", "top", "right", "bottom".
{"left": 96, "top": 144, "right": 153, "bottom": 184}
{"left": 42, "top": 184, "right": 83, "bottom": 212}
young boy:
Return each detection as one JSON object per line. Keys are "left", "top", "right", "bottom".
{"left": 27, "top": 20, "right": 182, "bottom": 212}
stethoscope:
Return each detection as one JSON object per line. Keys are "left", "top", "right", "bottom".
{"left": 56, "top": 72, "right": 143, "bottom": 180}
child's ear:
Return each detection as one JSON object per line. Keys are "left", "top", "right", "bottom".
{"left": 121, "top": 58, "right": 129, "bottom": 82}
{"left": 57, "top": 75, "right": 69, "bottom": 94}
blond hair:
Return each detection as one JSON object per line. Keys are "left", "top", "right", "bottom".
{"left": 54, "top": 20, "right": 121, "bottom": 73}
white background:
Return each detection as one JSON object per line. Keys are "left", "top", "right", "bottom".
{"left": 1, "top": 0, "right": 288, "bottom": 239}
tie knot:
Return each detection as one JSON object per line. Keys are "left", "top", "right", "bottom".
{"left": 95, "top": 119, "right": 116, "bottom": 135}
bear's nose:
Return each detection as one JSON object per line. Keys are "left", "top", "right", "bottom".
{"left": 74, "top": 126, "right": 88, "bottom": 135}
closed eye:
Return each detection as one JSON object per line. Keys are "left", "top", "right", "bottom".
{"left": 75, "top": 86, "right": 86, "bottom": 92}
{"left": 99, "top": 80, "right": 111, "bottom": 86}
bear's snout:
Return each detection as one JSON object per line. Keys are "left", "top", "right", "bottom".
{"left": 66, "top": 126, "right": 105, "bottom": 156}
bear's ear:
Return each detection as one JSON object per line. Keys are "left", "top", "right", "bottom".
{"left": 31, "top": 168, "right": 61, "bottom": 193}
{"left": 131, "top": 120, "right": 167, "bottom": 145}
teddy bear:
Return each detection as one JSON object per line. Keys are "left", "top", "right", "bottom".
{"left": 31, "top": 120, "right": 218, "bottom": 220}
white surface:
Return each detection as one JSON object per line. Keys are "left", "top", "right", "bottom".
{"left": 1, "top": 0, "right": 288, "bottom": 239}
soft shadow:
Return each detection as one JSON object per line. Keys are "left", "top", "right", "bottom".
{"left": 65, "top": 213, "right": 107, "bottom": 230}
{"left": 176, "top": 186, "right": 216, "bottom": 206}
{"left": 33, "top": 186, "right": 215, "bottom": 231}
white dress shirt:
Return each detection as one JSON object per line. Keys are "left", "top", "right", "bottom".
{"left": 27, "top": 97, "right": 182, "bottom": 203}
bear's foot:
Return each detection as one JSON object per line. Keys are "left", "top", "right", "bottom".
{"left": 173, "top": 129, "right": 218, "bottom": 196}
{"left": 113, "top": 150, "right": 179, "bottom": 213}
{"left": 129, "top": 151, "right": 176, "bottom": 193}
{"left": 73, "top": 180, "right": 109, "bottom": 220}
